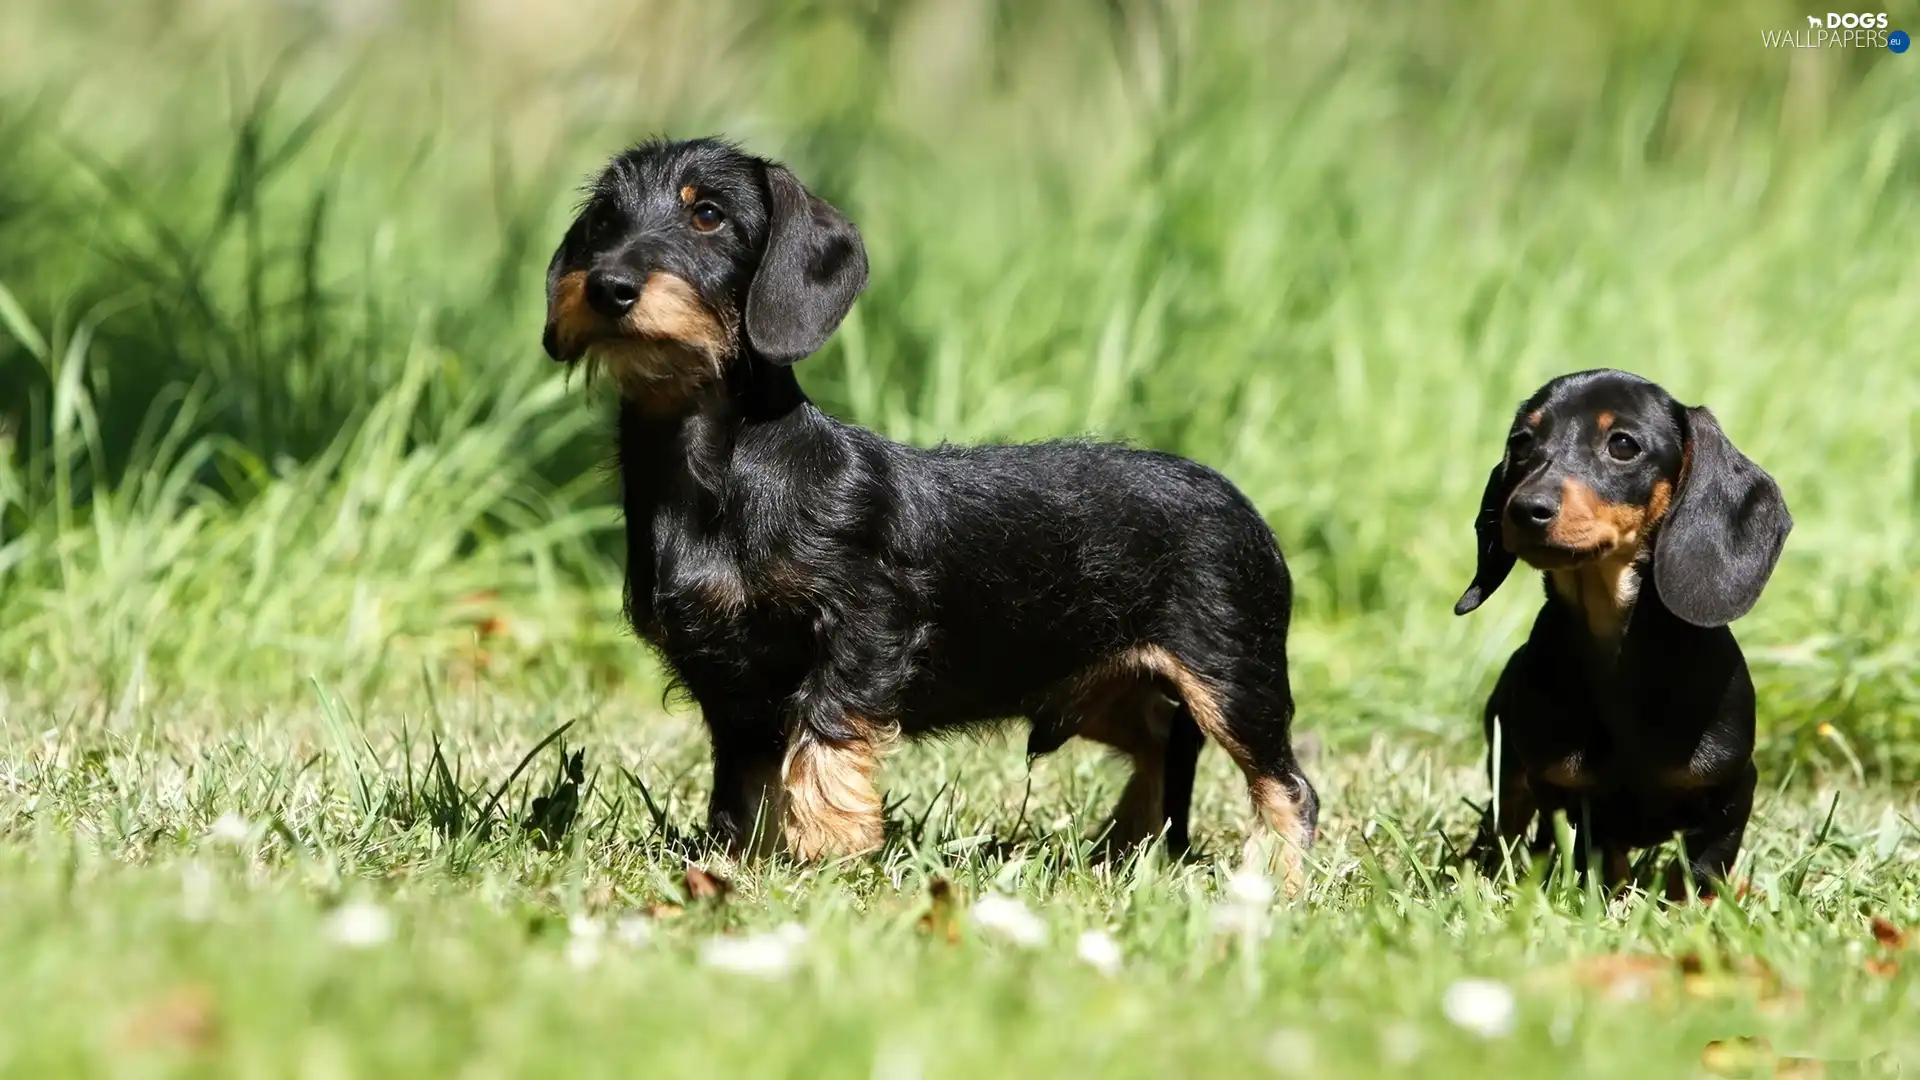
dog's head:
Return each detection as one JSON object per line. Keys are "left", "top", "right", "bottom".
{"left": 1452, "top": 369, "right": 1792, "bottom": 627}
{"left": 542, "top": 137, "right": 868, "bottom": 411}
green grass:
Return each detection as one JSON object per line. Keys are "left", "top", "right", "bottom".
{"left": 2, "top": 0, "right": 1918, "bottom": 1075}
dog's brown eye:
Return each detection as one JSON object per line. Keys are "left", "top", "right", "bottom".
{"left": 1607, "top": 431, "right": 1640, "bottom": 461}
{"left": 691, "top": 202, "right": 725, "bottom": 233}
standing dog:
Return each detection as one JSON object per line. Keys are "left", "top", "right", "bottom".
{"left": 1454, "top": 370, "right": 1791, "bottom": 896}
{"left": 542, "top": 138, "right": 1318, "bottom": 879}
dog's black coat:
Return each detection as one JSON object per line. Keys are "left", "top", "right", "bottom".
{"left": 1455, "top": 369, "right": 1791, "bottom": 895}
{"left": 542, "top": 138, "right": 1317, "bottom": 862}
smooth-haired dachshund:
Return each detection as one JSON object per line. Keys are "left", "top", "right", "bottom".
{"left": 1454, "top": 370, "right": 1791, "bottom": 897}
{"left": 541, "top": 138, "right": 1318, "bottom": 880}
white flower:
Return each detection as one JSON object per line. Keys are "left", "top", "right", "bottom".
{"left": 208, "top": 813, "right": 253, "bottom": 846}
{"left": 699, "top": 923, "right": 807, "bottom": 979}
{"left": 1225, "top": 865, "right": 1277, "bottom": 907}
{"left": 1211, "top": 902, "right": 1268, "bottom": 937}
{"left": 1264, "top": 1028, "right": 1317, "bottom": 1075}
{"left": 566, "top": 914, "right": 605, "bottom": 970}
{"left": 970, "top": 894, "right": 1047, "bottom": 948}
{"left": 326, "top": 901, "right": 394, "bottom": 948}
{"left": 1211, "top": 865, "right": 1277, "bottom": 938}
{"left": 1442, "top": 978, "right": 1516, "bottom": 1038}
{"left": 613, "top": 914, "right": 654, "bottom": 948}
{"left": 1075, "top": 929, "right": 1122, "bottom": 977}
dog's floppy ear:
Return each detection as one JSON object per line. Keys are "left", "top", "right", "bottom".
{"left": 1653, "top": 406, "right": 1792, "bottom": 627}
{"left": 745, "top": 164, "right": 868, "bottom": 365}
{"left": 541, "top": 238, "right": 571, "bottom": 361}
{"left": 1454, "top": 461, "right": 1517, "bottom": 616}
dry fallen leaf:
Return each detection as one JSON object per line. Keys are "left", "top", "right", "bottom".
{"left": 1864, "top": 957, "right": 1900, "bottom": 979}
{"left": 683, "top": 863, "right": 731, "bottom": 903}
{"left": 916, "top": 876, "right": 961, "bottom": 944}
{"left": 1679, "top": 953, "right": 1798, "bottom": 1014}
{"left": 1701, "top": 1037, "right": 1822, "bottom": 1078}
{"left": 1702, "top": 1036, "right": 1772, "bottom": 1076}
{"left": 1568, "top": 954, "right": 1675, "bottom": 1002}
{"left": 118, "top": 984, "right": 220, "bottom": 1055}
{"left": 1869, "top": 916, "right": 1906, "bottom": 949}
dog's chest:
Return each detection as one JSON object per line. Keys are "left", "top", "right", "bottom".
{"left": 633, "top": 525, "right": 830, "bottom": 681}
{"left": 1521, "top": 701, "right": 1730, "bottom": 798}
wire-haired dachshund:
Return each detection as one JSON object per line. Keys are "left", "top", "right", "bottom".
{"left": 541, "top": 138, "right": 1318, "bottom": 881}
{"left": 1453, "top": 370, "right": 1791, "bottom": 896}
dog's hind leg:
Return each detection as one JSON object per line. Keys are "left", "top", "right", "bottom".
{"left": 1126, "top": 644, "right": 1317, "bottom": 893}
{"left": 1050, "top": 671, "right": 1179, "bottom": 854}
{"left": 1160, "top": 704, "right": 1205, "bottom": 857}
{"left": 1094, "top": 690, "right": 1180, "bottom": 853}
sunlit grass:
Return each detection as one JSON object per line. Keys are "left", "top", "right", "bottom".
{"left": 1, "top": 0, "right": 1918, "bottom": 1075}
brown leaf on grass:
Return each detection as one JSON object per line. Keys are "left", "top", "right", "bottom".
{"left": 1569, "top": 954, "right": 1675, "bottom": 1002}
{"left": 683, "top": 863, "right": 731, "bottom": 903}
{"left": 1702, "top": 1036, "right": 1772, "bottom": 1077}
{"left": 1864, "top": 957, "right": 1900, "bottom": 979}
{"left": 645, "top": 902, "right": 684, "bottom": 920}
{"left": 118, "top": 984, "right": 220, "bottom": 1055}
{"left": 1701, "top": 1037, "right": 1823, "bottom": 1078}
{"left": 916, "top": 876, "right": 961, "bottom": 944}
{"left": 1679, "top": 953, "right": 1796, "bottom": 1013}
{"left": 1869, "top": 916, "right": 1906, "bottom": 949}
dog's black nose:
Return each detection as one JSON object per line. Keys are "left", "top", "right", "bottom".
{"left": 585, "top": 269, "right": 641, "bottom": 319}
{"left": 1506, "top": 491, "right": 1558, "bottom": 530}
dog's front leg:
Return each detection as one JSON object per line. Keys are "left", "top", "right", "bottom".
{"left": 1669, "top": 762, "right": 1756, "bottom": 901}
{"left": 705, "top": 715, "right": 788, "bottom": 859}
{"left": 780, "top": 721, "right": 888, "bottom": 860}
{"left": 776, "top": 600, "right": 909, "bottom": 861}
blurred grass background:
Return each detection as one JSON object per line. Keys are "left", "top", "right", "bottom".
{"left": 0, "top": 0, "right": 1915, "bottom": 775}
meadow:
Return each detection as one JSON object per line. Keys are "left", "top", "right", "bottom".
{"left": 0, "top": 0, "right": 1916, "bottom": 1075}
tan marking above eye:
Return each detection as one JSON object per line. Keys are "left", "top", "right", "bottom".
{"left": 679, "top": 184, "right": 698, "bottom": 204}
{"left": 1595, "top": 411, "right": 1614, "bottom": 432}
{"left": 1526, "top": 409, "right": 1544, "bottom": 427}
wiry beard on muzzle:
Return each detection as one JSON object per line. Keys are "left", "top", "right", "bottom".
{"left": 569, "top": 336, "right": 728, "bottom": 413}
{"left": 548, "top": 271, "right": 735, "bottom": 412}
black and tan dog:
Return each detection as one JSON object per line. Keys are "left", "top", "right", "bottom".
{"left": 542, "top": 138, "right": 1318, "bottom": 880}
{"left": 1454, "top": 370, "right": 1791, "bottom": 897}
